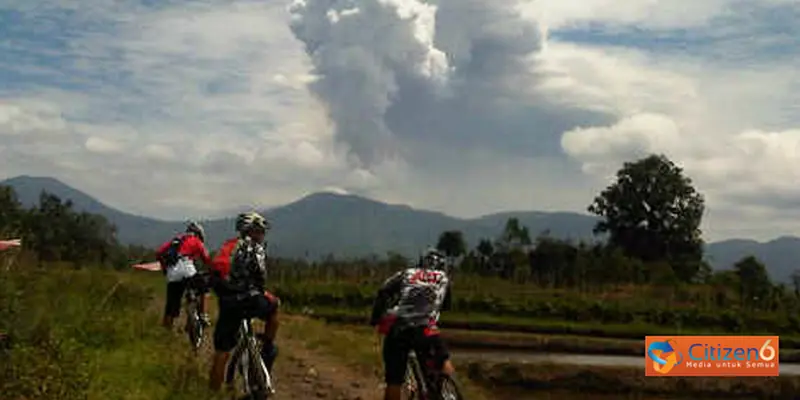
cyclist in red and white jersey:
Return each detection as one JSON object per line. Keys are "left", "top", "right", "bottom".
{"left": 370, "top": 247, "right": 454, "bottom": 400}
{"left": 155, "top": 221, "right": 212, "bottom": 329}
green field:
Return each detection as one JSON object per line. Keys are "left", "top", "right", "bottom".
{"left": 269, "top": 273, "right": 800, "bottom": 341}
{"left": 0, "top": 262, "right": 225, "bottom": 400}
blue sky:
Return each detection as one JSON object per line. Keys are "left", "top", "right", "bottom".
{"left": 0, "top": 0, "right": 799, "bottom": 241}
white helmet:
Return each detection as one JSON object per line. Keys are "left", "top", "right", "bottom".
{"left": 235, "top": 211, "right": 270, "bottom": 236}
{"left": 422, "top": 247, "right": 446, "bottom": 270}
{"left": 186, "top": 220, "right": 205, "bottom": 242}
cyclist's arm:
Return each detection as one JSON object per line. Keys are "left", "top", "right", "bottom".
{"left": 369, "top": 270, "right": 404, "bottom": 326}
{"left": 154, "top": 240, "right": 171, "bottom": 268}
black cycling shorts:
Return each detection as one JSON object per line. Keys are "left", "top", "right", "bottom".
{"left": 383, "top": 325, "right": 450, "bottom": 385}
{"left": 164, "top": 273, "right": 210, "bottom": 318}
{"left": 213, "top": 291, "right": 279, "bottom": 352}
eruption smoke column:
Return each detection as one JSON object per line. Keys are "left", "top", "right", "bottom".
{"left": 288, "top": 0, "right": 451, "bottom": 168}
{"left": 290, "top": 0, "right": 556, "bottom": 169}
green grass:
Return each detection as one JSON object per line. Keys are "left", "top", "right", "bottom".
{"left": 0, "top": 263, "right": 224, "bottom": 400}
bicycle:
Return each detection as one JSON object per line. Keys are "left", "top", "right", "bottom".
{"left": 403, "top": 348, "right": 464, "bottom": 400}
{"left": 224, "top": 317, "right": 275, "bottom": 399}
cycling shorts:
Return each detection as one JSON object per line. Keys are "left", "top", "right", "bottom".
{"left": 382, "top": 325, "right": 450, "bottom": 385}
{"left": 164, "top": 273, "right": 210, "bottom": 318}
{"left": 213, "top": 291, "right": 280, "bottom": 352}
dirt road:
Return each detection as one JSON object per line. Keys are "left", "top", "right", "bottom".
{"left": 271, "top": 335, "right": 383, "bottom": 400}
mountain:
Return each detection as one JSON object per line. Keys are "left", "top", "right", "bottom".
{"left": 2, "top": 176, "right": 800, "bottom": 282}
{"left": 3, "top": 176, "right": 184, "bottom": 246}
{"left": 706, "top": 237, "right": 800, "bottom": 284}
{"left": 0, "top": 176, "right": 599, "bottom": 257}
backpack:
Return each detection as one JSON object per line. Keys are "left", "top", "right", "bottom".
{"left": 157, "top": 234, "right": 187, "bottom": 270}
{"left": 211, "top": 238, "right": 239, "bottom": 280}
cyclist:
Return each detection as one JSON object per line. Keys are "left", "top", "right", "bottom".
{"left": 155, "top": 221, "right": 212, "bottom": 329}
{"left": 208, "top": 211, "right": 280, "bottom": 393}
{"left": 370, "top": 247, "right": 454, "bottom": 400}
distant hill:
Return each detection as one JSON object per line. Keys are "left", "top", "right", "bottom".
{"left": 2, "top": 175, "right": 799, "bottom": 282}
{"left": 706, "top": 237, "right": 800, "bottom": 284}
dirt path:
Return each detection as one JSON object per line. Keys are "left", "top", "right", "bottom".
{"left": 175, "top": 316, "right": 384, "bottom": 400}
{"left": 272, "top": 337, "right": 383, "bottom": 400}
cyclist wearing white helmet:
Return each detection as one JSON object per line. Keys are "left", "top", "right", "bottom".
{"left": 208, "top": 211, "right": 280, "bottom": 394}
{"left": 370, "top": 247, "right": 454, "bottom": 400}
{"left": 155, "top": 221, "right": 212, "bottom": 329}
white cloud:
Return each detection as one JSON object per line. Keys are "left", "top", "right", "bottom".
{"left": 84, "top": 136, "right": 124, "bottom": 154}
{"left": 550, "top": 38, "right": 800, "bottom": 239}
{"left": 1, "top": 0, "right": 799, "bottom": 242}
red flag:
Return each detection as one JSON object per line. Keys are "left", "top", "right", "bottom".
{"left": 131, "top": 261, "right": 161, "bottom": 272}
{"left": 0, "top": 239, "right": 21, "bottom": 251}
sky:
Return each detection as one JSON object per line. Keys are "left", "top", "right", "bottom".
{"left": 1, "top": 0, "right": 798, "bottom": 242}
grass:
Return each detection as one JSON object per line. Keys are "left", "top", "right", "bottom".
{"left": 0, "top": 262, "right": 225, "bottom": 400}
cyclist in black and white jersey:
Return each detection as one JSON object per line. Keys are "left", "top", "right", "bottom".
{"left": 369, "top": 247, "right": 454, "bottom": 400}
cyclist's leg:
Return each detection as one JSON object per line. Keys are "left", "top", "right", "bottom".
{"left": 415, "top": 328, "right": 454, "bottom": 393}
{"left": 163, "top": 279, "right": 187, "bottom": 328}
{"left": 189, "top": 273, "right": 211, "bottom": 325}
{"left": 210, "top": 295, "right": 241, "bottom": 390}
{"left": 382, "top": 328, "right": 411, "bottom": 400}
{"left": 426, "top": 332, "right": 453, "bottom": 375}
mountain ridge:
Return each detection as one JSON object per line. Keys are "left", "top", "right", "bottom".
{"left": 3, "top": 175, "right": 800, "bottom": 282}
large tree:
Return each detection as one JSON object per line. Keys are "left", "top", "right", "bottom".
{"left": 588, "top": 154, "right": 705, "bottom": 282}
{"left": 734, "top": 255, "right": 772, "bottom": 309}
{"left": 436, "top": 230, "right": 467, "bottom": 258}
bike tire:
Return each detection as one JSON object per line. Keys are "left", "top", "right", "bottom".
{"left": 437, "top": 374, "right": 465, "bottom": 400}
{"left": 185, "top": 301, "right": 202, "bottom": 350}
{"left": 245, "top": 339, "right": 271, "bottom": 399}
{"left": 403, "top": 364, "right": 419, "bottom": 400}
{"left": 405, "top": 353, "right": 428, "bottom": 400}
{"left": 225, "top": 347, "right": 240, "bottom": 385}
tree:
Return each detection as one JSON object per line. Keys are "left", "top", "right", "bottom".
{"left": 436, "top": 230, "right": 466, "bottom": 258}
{"left": 499, "top": 217, "right": 531, "bottom": 250}
{"left": 588, "top": 154, "right": 705, "bottom": 282}
{"left": 0, "top": 186, "right": 22, "bottom": 236}
{"left": 476, "top": 239, "right": 494, "bottom": 259}
{"left": 733, "top": 255, "right": 772, "bottom": 309}
{"left": 791, "top": 269, "right": 800, "bottom": 298}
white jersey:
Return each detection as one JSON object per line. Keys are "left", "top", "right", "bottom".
{"left": 383, "top": 267, "right": 450, "bottom": 326}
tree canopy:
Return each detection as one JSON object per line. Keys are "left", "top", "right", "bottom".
{"left": 588, "top": 154, "right": 705, "bottom": 282}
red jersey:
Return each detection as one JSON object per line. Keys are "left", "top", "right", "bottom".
{"left": 156, "top": 233, "right": 211, "bottom": 266}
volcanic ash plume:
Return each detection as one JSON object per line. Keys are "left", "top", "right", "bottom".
{"left": 288, "top": 0, "right": 544, "bottom": 167}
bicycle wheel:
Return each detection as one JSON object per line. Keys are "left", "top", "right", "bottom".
{"left": 184, "top": 295, "right": 202, "bottom": 350}
{"left": 225, "top": 345, "right": 241, "bottom": 385}
{"left": 244, "top": 338, "right": 272, "bottom": 399}
{"left": 404, "top": 353, "right": 427, "bottom": 400}
{"left": 437, "top": 374, "right": 465, "bottom": 400}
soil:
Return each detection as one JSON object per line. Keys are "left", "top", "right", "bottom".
{"left": 271, "top": 337, "right": 383, "bottom": 400}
